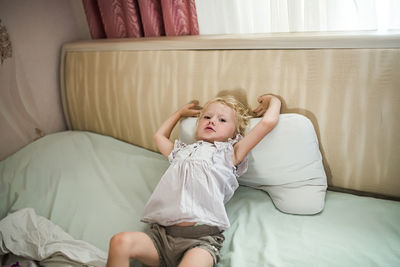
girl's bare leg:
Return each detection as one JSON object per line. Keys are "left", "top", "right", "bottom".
{"left": 106, "top": 231, "right": 160, "bottom": 267}
{"left": 178, "top": 247, "right": 214, "bottom": 267}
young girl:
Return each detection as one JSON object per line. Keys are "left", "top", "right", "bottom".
{"left": 107, "top": 94, "right": 281, "bottom": 267}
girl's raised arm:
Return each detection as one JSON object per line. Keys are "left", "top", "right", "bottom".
{"left": 232, "top": 95, "right": 281, "bottom": 166}
{"left": 154, "top": 102, "right": 201, "bottom": 159}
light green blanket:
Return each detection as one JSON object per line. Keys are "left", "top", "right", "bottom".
{"left": 1, "top": 131, "right": 399, "bottom": 266}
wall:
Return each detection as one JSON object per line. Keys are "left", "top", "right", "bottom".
{"left": 0, "top": 0, "right": 90, "bottom": 160}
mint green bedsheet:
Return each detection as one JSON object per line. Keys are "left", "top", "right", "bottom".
{"left": 1, "top": 131, "right": 399, "bottom": 266}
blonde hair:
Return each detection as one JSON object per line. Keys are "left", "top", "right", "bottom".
{"left": 197, "top": 95, "right": 251, "bottom": 136}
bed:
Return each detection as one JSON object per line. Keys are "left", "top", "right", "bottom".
{"left": 1, "top": 33, "right": 400, "bottom": 266}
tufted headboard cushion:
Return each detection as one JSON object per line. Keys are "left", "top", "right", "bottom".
{"left": 60, "top": 34, "right": 400, "bottom": 198}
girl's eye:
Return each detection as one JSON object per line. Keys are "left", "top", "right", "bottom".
{"left": 219, "top": 118, "right": 226, "bottom": 122}
{"left": 204, "top": 115, "right": 211, "bottom": 119}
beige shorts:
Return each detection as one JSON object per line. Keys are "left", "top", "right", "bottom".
{"left": 147, "top": 224, "right": 225, "bottom": 267}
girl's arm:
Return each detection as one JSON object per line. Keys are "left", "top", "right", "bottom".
{"left": 232, "top": 94, "right": 281, "bottom": 166}
{"left": 154, "top": 102, "right": 201, "bottom": 159}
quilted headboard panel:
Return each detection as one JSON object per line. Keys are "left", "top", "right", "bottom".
{"left": 61, "top": 34, "right": 400, "bottom": 198}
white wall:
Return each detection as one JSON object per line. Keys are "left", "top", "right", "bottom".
{"left": 0, "top": 0, "right": 90, "bottom": 160}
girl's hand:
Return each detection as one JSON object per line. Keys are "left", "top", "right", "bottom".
{"left": 253, "top": 94, "right": 275, "bottom": 117}
{"left": 178, "top": 100, "right": 202, "bottom": 118}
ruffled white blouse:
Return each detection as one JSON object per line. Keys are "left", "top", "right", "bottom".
{"left": 141, "top": 135, "right": 248, "bottom": 231}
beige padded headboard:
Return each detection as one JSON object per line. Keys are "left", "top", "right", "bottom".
{"left": 61, "top": 33, "right": 400, "bottom": 198}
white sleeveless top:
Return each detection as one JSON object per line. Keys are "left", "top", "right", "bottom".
{"left": 141, "top": 135, "right": 248, "bottom": 231}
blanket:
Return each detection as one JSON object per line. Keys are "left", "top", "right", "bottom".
{"left": 0, "top": 208, "right": 107, "bottom": 267}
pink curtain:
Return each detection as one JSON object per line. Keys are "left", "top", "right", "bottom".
{"left": 82, "top": 0, "right": 199, "bottom": 39}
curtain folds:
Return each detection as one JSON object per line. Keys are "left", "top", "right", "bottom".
{"left": 82, "top": 0, "right": 199, "bottom": 39}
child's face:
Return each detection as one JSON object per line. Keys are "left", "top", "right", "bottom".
{"left": 196, "top": 102, "right": 236, "bottom": 142}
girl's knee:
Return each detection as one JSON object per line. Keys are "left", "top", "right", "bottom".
{"left": 179, "top": 247, "right": 214, "bottom": 267}
{"left": 108, "top": 231, "right": 159, "bottom": 266}
{"left": 109, "top": 232, "right": 150, "bottom": 258}
{"left": 109, "top": 232, "right": 134, "bottom": 254}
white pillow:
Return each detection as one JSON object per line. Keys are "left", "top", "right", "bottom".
{"left": 179, "top": 117, "right": 198, "bottom": 144}
{"left": 178, "top": 114, "right": 327, "bottom": 215}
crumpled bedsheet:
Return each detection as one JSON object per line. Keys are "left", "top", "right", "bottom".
{"left": 0, "top": 208, "right": 107, "bottom": 267}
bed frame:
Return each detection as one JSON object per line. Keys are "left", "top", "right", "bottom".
{"left": 60, "top": 32, "right": 400, "bottom": 199}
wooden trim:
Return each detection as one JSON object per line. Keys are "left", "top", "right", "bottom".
{"left": 63, "top": 31, "right": 400, "bottom": 52}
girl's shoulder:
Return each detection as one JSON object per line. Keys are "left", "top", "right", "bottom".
{"left": 213, "top": 134, "right": 248, "bottom": 177}
{"left": 214, "top": 134, "right": 243, "bottom": 151}
{"left": 168, "top": 139, "right": 187, "bottom": 162}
